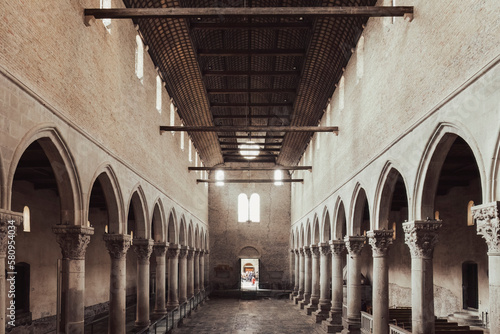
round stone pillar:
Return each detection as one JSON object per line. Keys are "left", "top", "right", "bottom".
{"left": 314, "top": 242, "right": 331, "bottom": 322}
{"left": 179, "top": 246, "right": 189, "bottom": 304}
{"left": 307, "top": 244, "right": 321, "bottom": 314}
{"left": 300, "top": 246, "right": 312, "bottom": 309}
{"left": 204, "top": 250, "right": 210, "bottom": 289}
{"left": 323, "top": 240, "right": 345, "bottom": 333}
{"left": 200, "top": 249, "right": 205, "bottom": 292}
{"left": 473, "top": 202, "right": 500, "bottom": 334}
{"left": 343, "top": 235, "right": 365, "bottom": 334}
{"left": 133, "top": 239, "right": 154, "bottom": 327}
{"left": 153, "top": 242, "right": 168, "bottom": 314}
{"left": 368, "top": 230, "right": 393, "bottom": 334}
{"left": 167, "top": 244, "right": 180, "bottom": 310}
{"left": 103, "top": 233, "right": 131, "bottom": 334}
{"left": 403, "top": 220, "right": 442, "bottom": 334}
{"left": 294, "top": 249, "right": 300, "bottom": 294}
{"left": 187, "top": 249, "right": 195, "bottom": 298}
{"left": 294, "top": 248, "right": 305, "bottom": 305}
{"left": 194, "top": 249, "right": 200, "bottom": 294}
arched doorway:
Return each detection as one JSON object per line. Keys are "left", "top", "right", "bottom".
{"left": 238, "top": 246, "right": 260, "bottom": 291}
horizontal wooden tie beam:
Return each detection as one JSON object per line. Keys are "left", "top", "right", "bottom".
{"left": 190, "top": 22, "right": 312, "bottom": 30}
{"left": 212, "top": 102, "right": 293, "bottom": 107}
{"left": 213, "top": 115, "right": 290, "bottom": 119}
{"left": 160, "top": 126, "right": 338, "bottom": 133}
{"left": 221, "top": 148, "right": 281, "bottom": 152}
{"left": 197, "top": 179, "right": 303, "bottom": 184}
{"left": 218, "top": 135, "right": 285, "bottom": 139}
{"left": 207, "top": 88, "right": 296, "bottom": 94}
{"left": 198, "top": 49, "right": 305, "bottom": 57}
{"left": 84, "top": 7, "right": 414, "bottom": 19}
{"left": 219, "top": 142, "right": 283, "bottom": 146}
{"left": 189, "top": 166, "right": 312, "bottom": 171}
{"left": 203, "top": 71, "right": 299, "bottom": 77}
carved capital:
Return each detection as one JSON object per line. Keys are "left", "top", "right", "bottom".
{"left": 153, "top": 242, "right": 169, "bottom": 257}
{"left": 344, "top": 236, "right": 365, "bottom": 256}
{"left": 167, "top": 244, "right": 181, "bottom": 259}
{"left": 133, "top": 239, "right": 154, "bottom": 264}
{"left": 303, "top": 246, "right": 311, "bottom": 257}
{"left": 319, "top": 242, "right": 331, "bottom": 256}
{"left": 367, "top": 230, "right": 394, "bottom": 258}
{"left": 298, "top": 248, "right": 305, "bottom": 256}
{"left": 53, "top": 225, "right": 94, "bottom": 260}
{"left": 187, "top": 249, "right": 195, "bottom": 260}
{"left": 0, "top": 209, "right": 23, "bottom": 254}
{"left": 472, "top": 202, "right": 500, "bottom": 254}
{"left": 103, "top": 233, "right": 131, "bottom": 260}
{"left": 179, "top": 246, "right": 189, "bottom": 259}
{"left": 329, "top": 240, "right": 345, "bottom": 256}
{"left": 294, "top": 248, "right": 301, "bottom": 256}
{"left": 310, "top": 245, "right": 320, "bottom": 258}
{"left": 403, "top": 220, "right": 442, "bottom": 259}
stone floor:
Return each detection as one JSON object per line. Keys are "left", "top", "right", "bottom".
{"left": 173, "top": 298, "right": 325, "bottom": 334}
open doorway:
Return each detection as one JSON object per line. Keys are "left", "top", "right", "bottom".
{"left": 240, "top": 259, "right": 259, "bottom": 291}
{"left": 462, "top": 262, "right": 478, "bottom": 310}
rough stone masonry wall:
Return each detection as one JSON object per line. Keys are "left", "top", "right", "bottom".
{"left": 208, "top": 168, "right": 291, "bottom": 289}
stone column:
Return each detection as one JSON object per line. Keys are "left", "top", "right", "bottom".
{"left": 167, "top": 244, "right": 180, "bottom": 310}
{"left": 323, "top": 240, "right": 345, "bottom": 333}
{"left": 299, "top": 246, "right": 312, "bottom": 309}
{"left": 178, "top": 246, "right": 189, "bottom": 304}
{"left": 314, "top": 242, "right": 331, "bottom": 322}
{"left": 290, "top": 249, "right": 296, "bottom": 299}
{"left": 307, "top": 244, "right": 321, "bottom": 315}
{"left": 103, "top": 234, "right": 131, "bottom": 334}
{"left": 133, "top": 239, "right": 154, "bottom": 327}
{"left": 368, "top": 230, "right": 393, "bottom": 334}
{"left": 194, "top": 249, "right": 200, "bottom": 294}
{"left": 187, "top": 249, "right": 195, "bottom": 299}
{"left": 294, "top": 249, "right": 300, "bottom": 295}
{"left": 153, "top": 242, "right": 168, "bottom": 315}
{"left": 342, "top": 236, "right": 365, "bottom": 334}
{"left": 293, "top": 248, "right": 305, "bottom": 305}
{"left": 0, "top": 210, "right": 23, "bottom": 334}
{"left": 473, "top": 202, "right": 500, "bottom": 334}
{"left": 403, "top": 220, "right": 442, "bottom": 334}
{"left": 200, "top": 249, "right": 205, "bottom": 292}
{"left": 204, "top": 250, "right": 210, "bottom": 289}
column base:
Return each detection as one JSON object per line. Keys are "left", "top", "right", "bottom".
{"left": 167, "top": 304, "right": 179, "bottom": 311}
{"left": 340, "top": 318, "right": 361, "bottom": 334}
{"left": 299, "top": 293, "right": 311, "bottom": 309}
{"left": 154, "top": 308, "right": 167, "bottom": 315}
{"left": 293, "top": 293, "right": 304, "bottom": 305}
{"left": 313, "top": 304, "right": 330, "bottom": 323}
{"left": 305, "top": 300, "right": 319, "bottom": 315}
{"left": 135, "top": 320, "right": 150, "bottom": 327}
{"left": 322, "top": 310, "right": 343, "bottom": 333}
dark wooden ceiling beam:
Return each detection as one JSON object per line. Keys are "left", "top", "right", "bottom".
{"left": 208, "top": 88, "right": 296, "bottom": 94}
{"left": 85, "top": 7, "right": 414, "bottom": 19}
{"left": 221, "top": 148, "right": 281, "bottom": 152}
{"left": 189, "top": 166, "right": 312, "bottom": 171}
{"left": 198, "top": 49, "right": 306, "bottom": 57}
{"left": 218, "top": 135, "right": 285, "bottom": 139}
{"left": 219, "top": 142, "right": 283, "bottom": 146}
{"left": 160, "top": 126, "right": 338, "bottom": 133}
{"left": 197, "top": 179, "right": 303, "bottom": 184}
{"left": 213, "top": 115, "right": 290, "bottom": 119}
{"left": 190, "top": 22, "right": 312, "bottom": 30}
{"left": 211, "top": 102, "right": 293, "bottom": 107}
{"left": 203, "top": 71, "right": 299, "bottom": 77}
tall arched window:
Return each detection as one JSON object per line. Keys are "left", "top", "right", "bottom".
{"left": 249, "top": 193, "right": 260, "bottom": 223}
{"left": 238, "top": 193, "right": 260, "bottom": 223}
{"left": 238, "top": 193, "right": 249, "bottom": 222}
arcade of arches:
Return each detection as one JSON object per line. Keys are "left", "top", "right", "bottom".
{"left": 1, "top": 1, "right": 500, "bottom": 334}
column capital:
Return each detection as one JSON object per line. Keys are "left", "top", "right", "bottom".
{"left": 53, "top": 225, "right": 94, "bottom": 260}
{"left": 298, "top": 247, "right": 305, "bottom": 255}
{"left": 319, "top": 242, "right": 331, "bottom": 256}
{"left": 133, "top": 238, "right": 154, "bottom": 264}
{"left": 344, "top": 236, "right": 365, "bottom": 256}
{"left": 403, "top": 220, "right": 442, "bottom": 259}
{"left": 187, "top": 248, "right": 195, "bottom": 260}
{"left": 167, "top": 244, "right": 181, "bottom": 259}
{"left": 303, "top": 245, "right": 311, "bottom": 257}
{"left": 472, "top": 201, "right": 500, "bottom": 254}
{"left": 329, "top": 240, "right": 345, "bottom": 255}
{"left": 179, "top": 246, "right": 189, "bottom": 259}
{"left": 0, "top": 209, "right": 23, "bottom": 254}
{"left": 310, "top": 244, "right": 320, "bottom": 258}
{"left": 153, "top": 242, "right": 169, "bottom": 257}
{"left": 103, "top": 233, "right": 132, "bottom": 259}
{"left": 367, "top": 230, "right": 394, "bottom": 258}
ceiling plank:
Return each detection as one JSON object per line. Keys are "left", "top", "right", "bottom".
{"left": 85, "top": 7, "right": 414, "bottom": 19}
{"left": 189, "top": 166, "right": 312, "bottom": 171}
{"left": 203, "top": 71, "right": 299, "bottom": 77}
{"left": 213, "top": 115, "right": 290, "bottom": 119}
{"left": 198, "top": 49, "right": 306, "bottom": 57}
{"left": 190, "top": 22, "right": 312, "bottom": 30}
{"left": 207, "top": 88, "right": 296, "bottom": 94}
{"left": 219, "top": 143, "right": 283, "bottom": 146}
{"left": 218, "top": 135, "right": 285, "bottom": 139}
{"left": 197, "top": 179, "right": 303, "bottom": 183}
{"left": 160, "top": 126, "right": 338, "bottom": 133}
{"left": 211, "top": 102, "right": 293, "bottom": 107}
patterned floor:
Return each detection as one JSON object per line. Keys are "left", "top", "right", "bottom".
{"left": 173, "top": 298, "right": 325, "bottom": 334}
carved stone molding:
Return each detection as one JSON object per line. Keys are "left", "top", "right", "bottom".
{"left": 179, "top": 246, "right": 189, "bottom": 259}
{"left": 367, "top": 230, "right": 394, "bottom": 258}
{"left": 472, "top": 201, "right": 500, "bottom": 254}
{"left": 103, "top": 233, "right": 132, "bottom": 260}
{"left": 0, "top": 209, "right": 23, "bottom": 254}
{"left": 344, "top": 236, "right": 365, "bottom": 256}
{"left": 319, "top": 242, "right": 331, "bottom": 256}
{"left": 298, "top": 248, "right": 305, "bottom": 256}
{"left": 53, "top": 225, "right": 94, "bottom": 260}
{"left": 153, "top": 242, "right": 169, "bottom": 257}
{"left": 133, "top": 239, "right": 154, "bottom": 264}
{"left": 187, "top": 249, "right": 195, "bottom": 260}
{"left": 329, "top": 240, "right": 345, "bottom": 256}
{"left": 303, "top": 246, "right": 312, "bottom": 257}
{"left": 310, "top": 245, "right": 320, "bottom": 258}
{"left": 403, "top": 220, "right": 442, "bottom": 259}
{"left": 167, "top": 244, "right": 181, "bottom": 259}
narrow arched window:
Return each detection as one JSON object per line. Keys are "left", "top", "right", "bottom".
{"left": 135, "top": 34, "right": 144, "bottom": 82}
{"left": 238, "top": 193, "right": 249, "bottom": 222}
{"left": 249, "top": 193, "right": 260, "bottom": 223}
{"left": 467, "top": 201, "right": 475, "bottom": 226}
{"left": 100, "top": 0, "right": 112, "bottom": 32}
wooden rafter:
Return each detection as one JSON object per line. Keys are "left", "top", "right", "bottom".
{"left": 197, "top": 179, "right": 303, "bottom": 183}
{"left": 190, "top": 22, "right": 312, "bottom": 30}
{"left": 188, "top": 166, "right": 312, "bottom": 171}
{"left": 203, "top": 71, "right": 299, "bottom": 77}
{"left": 198, "top": 49, "right": 306, "bottom": 57}
{"left": 213, "top": 115, "right": 290, "bottom": 119}
{"left": 160, "top": 126, "right": 338, "bottom": 133}
{"left": 207, "top": 88, "right": 296, "bottom": 94}
{"left": 211, "top": 102, "right": 293, "bottom": 107}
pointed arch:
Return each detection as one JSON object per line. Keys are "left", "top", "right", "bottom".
{"left": 7, "top": 125, "right": 82, "bottom": 225}
{"left": 204, "top": 230, "right": 209, "bottom": 250}
{"left": 350, "top": 183, "right": 369, "bottom": 236}
{"left": 187, "top": 220, "right": 194, "bottom": 247}
{"left": 299, "top": 223, "right": 305, "bottom": 247}
{"left": 167, "top": 208, "right": 178, "bottom": 244}
{"left": 305, "top": 220, "right": 312, "bottom": 246}
{"left": 414, "top": 123, "right": 486, "bottom": 219}
{"left": 127, "top": 185, "right": 149, "bottom": 238}
{"left": 492, "top": 132, "right": 500, "bottom": 200}
{"left": 179, "top": 215, "right": 187, "bottom": 246}
{"left": 312, "top": 215, "right": 320, "bottom": 244}
{"left": 151, "top": 199, "right": 166, "bottom": 242}
{"left": 333, "top": 197, "right": 347, "bottom": 239}
{"left": 322, "top": 207, "right": 331, "bottom": 242}
{"left": 374, "top": 162, "right": 410, "bottom": 230}
{"left": 194, "top": 225, "right": 199, "bottom": 249}
{"left": 87, "top": 164, "right": 124, "bottom": 234}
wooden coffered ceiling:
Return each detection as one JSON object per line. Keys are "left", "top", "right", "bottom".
{"left": 85, "top": 1, "right": 413, "bottom": 167}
